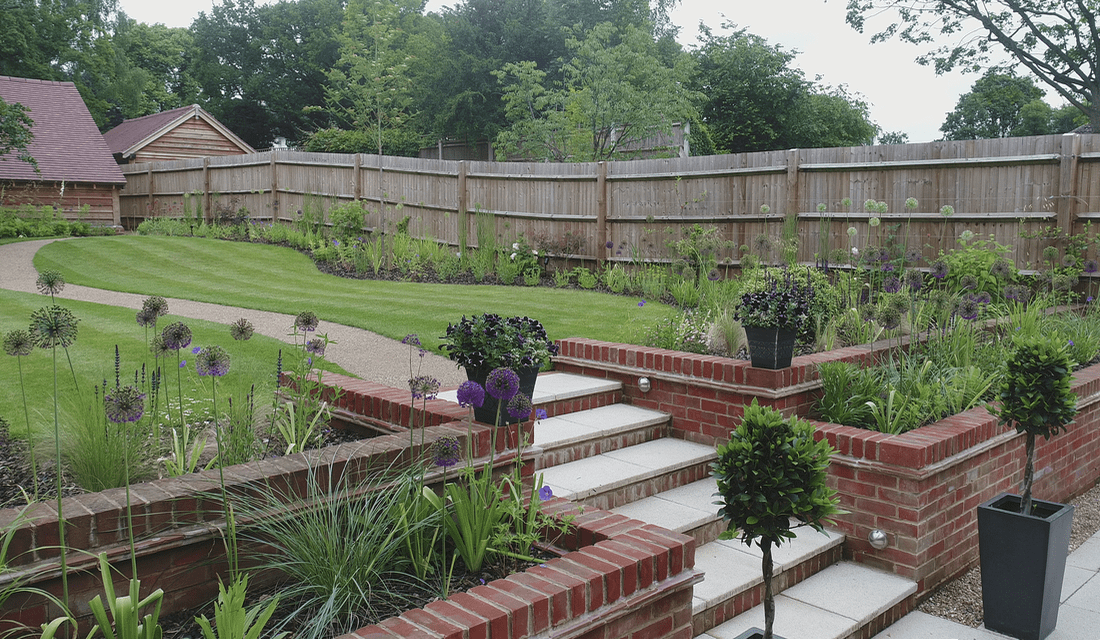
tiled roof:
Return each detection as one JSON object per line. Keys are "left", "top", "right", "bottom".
{"left": 0, "top": 75, "right": 126, "bottom": 184}
{"left": 102, "top": 104, "right": 194, "bottom": 157}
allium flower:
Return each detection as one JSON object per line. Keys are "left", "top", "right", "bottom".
{"left": 150, "top": 335, "right": 170, "bottom": 359}
{"left": 162, "top": 322, "right": 192, "bottom": 351}
{"left": 841, "top": 197, "right": 852, "bottom": 208}
{"left": 877, "top": 305, "right": 902, "bottom": 330}
{"left": 605, "top": 240, "right": 614, "bottom": 249}
{"left": 486, "top": 367, "right": 520, "bottom": 401}
{"left": 975, "top": 291, "right": 992, "bottom": 305}
{"left": 760, "top": 204, "right": 770, "bottom": 214}
{"left": 931, "top": 260, "right": 949, "bottom": 280}
{"left": 456, "top": 380, "right": 485, "bottom": 408}
{"left": 410, "top": 375, "right": 440, "bottom": 400}
{"left": 1043, "top": 246, "right": 1059, "bottom": 263}
{"left": 29, "top": 305, "right": 79, "bottom": 349}
{"left": 1062, "top": 254, "right": 1078, "bottom": 268}
{"left": 957, "top": 297, "right": 980, "bottom": 321}
{"left": 506, "top": 393, "right": 533, "bottom": 421}
{"left": 401, "top": 333, "right": 421, "bottom": 347}
{"left": 864, "top": 199, "right": 877, "bottom": 212}
{"left": 847, "top": 226, "right": 858, "bottom": 238}
{"left": 881, "top": 263, "right": 895, "bottom": 273}
{"left": 538, "top": 485, "right": 553, "bottom": 501}
{"left": 305, "top": 338, "right": 326, "bottom": 357}
{"left": 35, "top": 270, "right": 65, "bottom": 296}
{"left": 940, "top": 205, "right": 954, "bottom": 217}
{"left": 1085, "top": 259, "right": 1099, "bottom": 274}
{"left": 431, "top": 435, "right": 461, "bottom": 469}
{"left": 104, "top": 385, "right": 145, "bottom": 423}
{"left": 707, "top": 269, "right": 721, "bottom": 282}
{"left": 136, "top": 308, "right": 157, "bottom": 328}
{"left": 230, "top": 318, "right": 254, "bottom": 341}
{"left": 142, "top": 296, "right": 169, "bottom": 318}
{"left": 195, "top": 345, "right": 231, "bottom": 377}
{"left": 752, "top": 234, "right": 771, "bottom": 254}
{"left": 990, "top": 259, "right": 1012, "bottom": 280}
{"left": 883, "top": 276, "right": 901, "bottom": 293}
{"left": 960, "top": 230, "right": 975, "bottom": 243}
{"left": 905, "top": 197, "right": 918, "bottom": 210}
{"left": 904, "top": 249, "right": 923, "bottom": 264}
{"left": 1054, "top": 273, "right": 1078, "bottom": 291}
{"left": 817, "top": 202, "right": 827, "bottom": 212}
{"left": 3, "top": 329, "right": 33, "bottom": 357}
{"left": 904, "top": 269, "right": 924, "bottom": 292}
{"left": 869, "top": 217, "right": 881, "bottom": 227}
{"left": 294, "top": 311, "right": 319, "bottom": 333}
{"left": 960, "top": 274, "right": 978, "bottom": 290}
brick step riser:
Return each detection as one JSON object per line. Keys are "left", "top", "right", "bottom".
{"left": 684, "top": 518, "right": 726, "bottom": 550}
{"left": 691, "top": 544, "right": 843, "bottom": 636}
{"left": 572, "top": 460, "right": 716, "bottom": 512}
{"left": 535, "top": 389, "right": 622, "bottom": 419}
{"left": 533, "top": 422, "right": 669, "bottom": 471}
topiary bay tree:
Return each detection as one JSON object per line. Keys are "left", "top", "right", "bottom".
{"left": 712, "top": 400, "right": 842, "bottom": 639}
{"left": 989, "top": 332, "right": 1077, "bottom": 515}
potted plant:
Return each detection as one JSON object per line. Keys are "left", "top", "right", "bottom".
{"left": 440, "top": 314, "right": 557, "bottom": 424}
{"left": 734, "top": 267, "right": 822, "bottom": 369}
{"left": 981, "top": 331, "right": 1078, "bottom": 640}
{"left": 712, "top": 400, "right": 842, "bottom": 639}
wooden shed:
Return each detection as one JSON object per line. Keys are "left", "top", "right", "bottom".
{"left": 103, "top": 104, "right": 255, "bottom": 165}
{"left": 0, "top": 75, "right": 126, "bottom": 225}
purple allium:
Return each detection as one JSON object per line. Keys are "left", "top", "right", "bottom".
{"left": 305, "top": 338, "right": 326, "bottom": 357}
{"left": 904, "top": 249, "right": 923, "bottom": 264}
{"left": 1063, "top": 254, "right": 1078, "bottom": 268}
{"left": 883, "top": 276, "right": 902, "bottom": 293}
{"left": 150, "top": 335, "right": 170, "bottom": 359}
{"left": 3, "top": 329, "right": 33, "bottom": 357}
{"left": 29, "top": 305, "right": 79, "bottom": 349}
{"left": 162, "top": 322, "right": 192, "bottom": 351}
{"left": 104, "top": 385, "right": 145, "bottom": 423}
{"left": 456, "top": 380, "right": 485, "bottom": 408}
{"left": 535, "top": 408, "right": 548, "bottom": 420}
{"left": 486, "top": 367, "right": 520, "bottom": 401}
{"left": 605, "top": 240, "right": 614, "bottom": 249}
{"left": 931, "top": 260, "right": 949, "bottom": 280}
{"left": 990, "top": 259, "right": 1012, "bottom": 280}
{"left": 294, "top": 311, "right": 319, "bottom": 333}
{"left": 230, "top": 318, "right": 254, "bottom": 341}
{"left": 538, "top": 485, "right": 553, "bottom": 501}
{"left": 707, "top": 269, "right": 721, "bottom": 282}
{"left": 431, "top": 435, "right": 461, "bottom": 469}
{"left": 401, "top": 333, "right": 421, "bottom": 347}
{"left": 960, "top": 274, "right": 978, "bottom": 290}
{"left": 142, "top": 295, "right": 169, "bottom": 318}
{"left": 975, "top": 291, "right": 992, "bottom": 305}
{"left": 904, "top": 269, "right": 924, "bottom": 292}
{"left": 195, "top": 345, "right": 231, "bottom": 377}
{"left": 957, "top": 297, "right": 980, "bottom": 321}
{"left": 506, "top": 393, "right": 533, "bottom": 421}
{"left": 136, "top": 308, "right": 157, "bottom": 328}
{"left": 881, "top": 262, "right": 895, "bottom": 273}
{"left": 1085, "top": 259, "right": 1099, "bottom": 274}
{"left": 410, "top": 375, "right": 440, "bottom": 400}
{"left": 35, "top": 270, "right": 65, "bottom": 296}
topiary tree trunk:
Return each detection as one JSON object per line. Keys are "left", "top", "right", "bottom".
{"left": 713, "top": 399, "right": 842, "bottom": 638}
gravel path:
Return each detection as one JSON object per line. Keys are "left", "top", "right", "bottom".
{"left": 0, "top": 238, "right": 466, "bottom": 390}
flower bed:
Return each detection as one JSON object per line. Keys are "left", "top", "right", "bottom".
{"left": 0, "top": 376, "right": 697, "bottom": 639}
{"left": 554, "top": 337, "right": 1100, "bottom": 598}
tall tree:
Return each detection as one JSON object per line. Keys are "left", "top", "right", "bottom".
{"left": 494, "top": 22, "right": 699, "bottom": 161}
{"left": 941, "top": 70, "right": 1057, "bottom": 139}
{"left": 845, "top": 0, "right": 1100, "bottom": 130}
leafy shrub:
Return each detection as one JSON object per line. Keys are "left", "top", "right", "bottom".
{"left": 641, "top": 310, "right": 710, "bottom": 354}
{"left": 328, "top": 201, "right": 369, "bottom": 239}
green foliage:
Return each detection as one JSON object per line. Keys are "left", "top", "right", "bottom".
{"left": 87, "top": 553, "right": 164, "bottom": 639}
{"left": 61, "top": 391, "right": 153, "bottom": 493}
{"left": 0, "top": 205, "right": 109, "bottom": 239}
{"left": 196, "top": 574, "right": 282, "bottom": 640}
{"left": 328, "top": 201, "right": 369, "bottom": 239}
{"left": 423, "top": 465, "right": 505, "bottom": 573}
{"left": 941, "top": 233, "right": 1015, "bottom": 299}
{"left": 0, "top": 98, "right": 37, "bottom": 171}
{"left": 991, "top": 332, "right": 1077, "bottom": 441}
{"left": 939, "top": 70, "right": 1078, "bottom": 139}
{"left": 713, "top": 398, "right": 840, "bottom": 543}
{"left": 641, "top": 310, "right": 710, "bottom": 354}
{"left": 736, "top": 266, "right": 837, "bottom": 347}
{"left": 163, "top": 425, "right": 215, "bottom": 477}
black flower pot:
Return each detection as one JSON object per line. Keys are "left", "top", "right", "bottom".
{"left": 465, "top": 365, "right": 539, "bottom": 425}
{"left": 977, "top": 492, "right": 1074, "bottom": 640}
{"left": 743, "top": 326, "right": 796, "bottom": 370}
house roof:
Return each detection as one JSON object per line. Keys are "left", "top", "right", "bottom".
{"left": 0, "top": 75, "right": 126, "bottom": 185}
{"left": 103, "top": 104, "right": 255, "bottom": 160}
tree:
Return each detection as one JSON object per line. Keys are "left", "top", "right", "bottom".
{"left": 493, "top": 22, "right": 700, "bottom": 161}
{"left": 940, "top": 70, "right": 1054, "bottom": 139}
{"left": 0, "top": 98, "right": 37, "bottom": 171}
{"left": 845, "top": 0, "right": 1100, "bottom": 131}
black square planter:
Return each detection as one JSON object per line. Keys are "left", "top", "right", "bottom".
{"left": 977, "top": 492, "right": 1074, "bottom": 640}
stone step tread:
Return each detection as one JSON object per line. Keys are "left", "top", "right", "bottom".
{"left": 698, "top": 561, "right": 918, "bottom": 640}
{"left": 438, "top": 372, "right": 619, "bottom": 406}
{"left": 691, "top": 526, "right": 845, "bottom": 614}
{"left": 538, "top": 439, "right": 716, "bottom": 501}
{"left": 532, "top": 403, "right": 670, "bottom": 449}
{"left": 610, "top": 477, "right": 719, "bottom": 536}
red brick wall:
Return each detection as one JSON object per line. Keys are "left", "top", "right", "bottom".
{"left": 553, "top": 337, "right": 1100, "bottom": 597}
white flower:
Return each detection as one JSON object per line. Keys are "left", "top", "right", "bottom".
{"left": 510, "top": 252, "right": 517, "bottom": 260}
{"left": 851, "top": 247, "right": 859, "bottom": 255}
{"left": 512, "top": 242, "right": 520, "bottom": 250}
{"left": 532, "top": 250, "right": 538, "bottom": 256}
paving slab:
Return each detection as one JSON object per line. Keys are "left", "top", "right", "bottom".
{"left": 709, "top": 594, "right": 858, "bottom": 640}
{"left": 611, "top": 495, "right": 714, "bottom": 534}
{"left": 537, "top": 454, "right": 649, "bottom": 499}
{"left": 691, "top": 540, "right": 762, "bottom": 612}
{"left": 1068, "top": 536, "right": 1100, "bottom": 572}
{"left": 601, "top": 438, "right": 715, "bottom": 470}
{"left": 782, "top": 561, "right": 917, "bottom": 627}
{"left": 873, "top": 611, "right": 1006, "bottom": 639}
{"left": 1064, "top": 571, "right": 1100, "bottom": 614}
{"left": 532, "top": 403, "right": 668, "bottom": 448}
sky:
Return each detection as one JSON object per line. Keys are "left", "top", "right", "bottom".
{"left": 116, "top": 0, "right": 1010, "bottom": 143}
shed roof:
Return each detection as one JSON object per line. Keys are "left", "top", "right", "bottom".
{"left": 103, "top": 104, "right": 255, "bottom": 160}
{"left": 0, "top": 75, "right": 126, "bottom": 185}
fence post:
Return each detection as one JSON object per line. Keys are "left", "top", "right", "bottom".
{"left": 354, "top": 154, "right": 362, "bottom": 202}
{"left": 458, "top": 161, "right": 468, "bottom": 255}
{"left": 202, "top": 156, "right": 211, "bottom": 223}
{"left": 146, "top": 167, "right": 154, "bottom": 218}
{"left": 270, "top": 151, "right": 278, "bottom": 222}
{"left": 597, "top": 161, "right": 608, "bottom": 263}
{"left": 1058, "top": 133, "right": 1081, "bottom": 248}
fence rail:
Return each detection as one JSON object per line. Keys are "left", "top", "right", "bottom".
{"left": 120, "top": 133, "right": 1100, "bottom": 268}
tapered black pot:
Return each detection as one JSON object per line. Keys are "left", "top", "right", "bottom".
{"left": 465, "top": 365, "right": 539, "bottom": 425}
{"left": 977, "top": 492, "right": 1074, "bottom": 640}
{"left": 743, "top": 326, "right": 796, "bottom": 369}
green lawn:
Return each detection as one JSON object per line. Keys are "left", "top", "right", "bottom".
{"left": 32, "top": 236, "right": 669, "bottom": 354}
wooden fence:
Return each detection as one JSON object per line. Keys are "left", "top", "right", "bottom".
{"left": 120, "top": 133, "right": 1100, "bottom": 268}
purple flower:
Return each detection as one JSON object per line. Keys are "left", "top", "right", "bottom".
{"left": 136, "top": 308, "right": 157, "bottom": 328}
{"left": 883, "top": 276, "right": 901, "bottom": 293}
{"left": 401, "top": 334, "right": 421, "bottom": 347}
{"left": 605, "top": 241, "right": 614, "bottom": 249}
{"left": 104, "top": 385, "right": 145, "bottom": 423}
{"left": 192, "top": 346, "right": 201, "bottom": 354}
{"left": 179, "top": 360, "right": 186, "bottom": 368}
{"left": 1069, "top": 340, "right": 1076, "bottom": 347}
{"left": 294, "top": 311, "right": 319, "bottom": 333}
{"left": 1089, "top": 296, "right": 1095, "bottom": 304}
{"left": 931, "top": 260, "right": 949, "bottom": 280}
{"left": 538, "top": 485, "right": 553, "bottom": 501}
{"left": 410, "top": 375, "right": 440, "bottom": 400}
{"left": 1085, "top": 259, "right": 1099, "bottom": 274}
{"left": 3, "top": 329, "right": 33, "bottom": 357}
{"left": 230, "top": 318, "right": 254, "bottom": 341}
{"left": 305, "top": 338, "right": 326, "bottom": 357}
{"left": 638, "top": 300, "right": 646, "bottom": 307}
{"left": 456, "top": 380, "right": 485, "bottom": 408}
{"left": 486, "top": 367, "right": 520, "bottom": 401}
{"left": 431, "top": 435, "right": 461, "bottom": 469}
{"left": 535, "top": 408, "right": 548, "bottom": 420}
{"left": 195, "top": 345, "right": 231, "bottom": 377}
{"left": 162, "top": 322, "right": 192, "bottom": 351}
{"left": 506, "top": 393, "right": 532, "bottom": 421}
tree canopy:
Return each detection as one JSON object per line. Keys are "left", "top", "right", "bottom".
{"left": 940, "top": 69, "right": 1084, "bottom": 140}
{"left": 845, "top": 0, "right": 1100, "bottom": 131}
{"left": 0, "top": 98, "right": 37, "bottom": 171}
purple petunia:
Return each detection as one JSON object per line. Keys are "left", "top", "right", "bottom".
{"left": 486, "top": 367, "right": 520, "bottom": 401}
{"left": 456, "top": 380, "right": 485, "bottom": 409}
